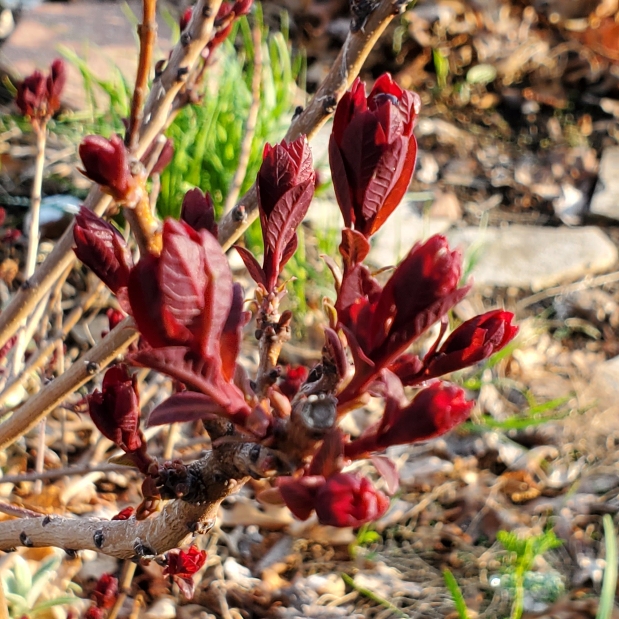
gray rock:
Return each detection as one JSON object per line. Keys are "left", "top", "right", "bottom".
{"left": 448, "top": 225, "right": 617, "bottom": 291}
{"left": 590, "top": 147, "right": 619, "bottom": 219}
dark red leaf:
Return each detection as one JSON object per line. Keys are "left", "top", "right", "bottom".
{"left": 234, "top": 245, "right": 266, "bottom": 287}
{"left": 147, "top": 391, "right": 230, "bottom": 426}
{"left": 73, "top": 207, "right": 133, "bottom": 293}
{"left": 278, "top": 475, "right": 325, "bottom": 521}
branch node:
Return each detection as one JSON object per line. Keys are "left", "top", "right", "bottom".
{"left": 42, "top": 515, "right": 53, "bottom": 526}
{"left": 322, "top": 95, "right": 337, "bottom": 114}
{"left": 202, "top": 5, "right": 212, "bottom": 16}
{"left": 94, "top": 529, "right": 105, "bottom": 549}
{"left": 19, "top": 531, "right": 33, "bottom": 547}
{"left": 176, "top": 67, "right": 190, "bottom": 82}
{"left": 86, "top": 361, "right": 100, "bottom": 375}
{"left": 180, "top": 31, "right": 191, "bottom": 46}
{"left": 233, "top": 204, "right": 247, "bottom": 222}
{"left": 133, "top": 537, "right": 156, "bottom": 560}
{"left": 65, "top": 549, "right": 78, "bottom": 558}
{"left": 292, "top": 105, "right": 304, "bottom": 120}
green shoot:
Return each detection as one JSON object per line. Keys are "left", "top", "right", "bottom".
{"left": 443, "top": 569, "right": 470, "bottom": 619}
{"left": 497, "top": 529, "right": 562, "bottom": 619}
{"left": 341, "top": 573, "right": 407, "bottom": 618}
{"left": 597, "top": 515, "right": 618, "bottom": 619}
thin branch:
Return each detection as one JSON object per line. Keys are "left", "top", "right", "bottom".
{"left": 223, "top": 20, "right": 263, "bottom": 215}
{"left": 107, "top": 561, "right": 137, "bottom": 619}
{"left": 0, "top": 188, "right": 111, "bottom": 353}
{"left": 24, "top": 123, "right": 47, "bottom": 278}
{"left": 218, "top": 0, "right": 404, "bottom": 249}
{"left": 0, "top": 502, "right": 45, "bottom": 519}
{"left": 0, "top": 281, "right": 106, "bottom": 411}
{"left": 0, "top": 317, "right": 139, "bottom": 451}
{"left": 126, "top": 0, "right": 158, "bottom": 152}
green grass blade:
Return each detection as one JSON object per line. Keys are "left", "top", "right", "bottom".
{"left": 597, "top": 514, "right": 618, "bottom": 619}
{"left": 341, "top": 573, "right": 407, "bottom": 618}
{"left": 443, "top": 569, "right": 470, "bottom": 619}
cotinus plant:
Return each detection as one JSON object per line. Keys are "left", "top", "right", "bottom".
{"left": 68, "top": 72, "right": 517, "bottom": 591}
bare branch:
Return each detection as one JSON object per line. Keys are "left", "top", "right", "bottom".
{"left": 223, "top": 20, "right": 263, "bottom": 215}
{"left": 0, "top": 317, "right": 139, "bottom": 451}
{"left": 126, "top": 0, "right": 158, "bottom": 152}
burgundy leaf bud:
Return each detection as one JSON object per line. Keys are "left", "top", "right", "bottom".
{"left": 314, "top": 473, "right": 389, "bottom": 527}
{"left": 164, "top": 546, "right": 207, "bottom": 599}
{"left": 424, "top": 310, "right": 519, "bottom": 378}
{"left": 87, "top": 365, "right": 142, "bottom": 453}
{"left": 128, "top": 219, "right": 231, "bottom": 359}
{"left": 345, "top": 381, "right": 474, "bottom": 459}
{"left": 73, "top": 207, "right": 133, "bottom": 294}
{"left": 15, "top": 70, "right": 46, "bottom": 118}
{"left": 180, "top": 188, "right": 217, "bottom": 236}
{"left": 91, "top": 573, "right": 118, "bottom": 610}
{"left": 279, "top": 365, "right": 309, "bottom": 399}
{"left": 256, "top": 136, "right": 316, "bottom": 291}
{"left": 78, "top": 134, "right": 135, "bottom": 201}
{"left": 329, "top": 73, "right": 420, "bottom": 237}
{"left": 46, "top": 59, "right": 66, "bottom": 116}
{"left": 278, "top": 475, "right": 325, "bottom": 521}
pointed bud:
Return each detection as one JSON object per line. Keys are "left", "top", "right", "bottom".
{"left": 180, "top": 188, "right": 217, "bottom": 236}
{"left": 315, "top": 473, "right": 389, "bottom": 527}
{"left": 425, "top": 310, "right": 518, "bottom": 378}
{"left": 329, "top": 74, "right": 420, "bottom": 237}
{"left": 87, "top": 365, "right": 142, "bottom": 453}
{"left": 79, "top": 134, "right": 135, "bottom": 201}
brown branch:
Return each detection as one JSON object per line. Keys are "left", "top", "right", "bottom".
{"left": 0, "top": 444, "right": 267, "bottom": 557}
{"left": 0, "top": 281, "right": 106, "bottom": 411}
{"left": 126, "top": 0, "right": 158, "bottom": 152}
{"left": 223, "top": 21, "right": 263, "bottom": 215}
{"left": 0, "top": 317, "right": 139, "bottom": 451}
{"left": 218, "top": 0, "right": 404, "bottom": 250}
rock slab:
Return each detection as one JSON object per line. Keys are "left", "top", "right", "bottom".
{"left": 448, "top": 225, "right": 618, "bottom": 291}
{"left": 590, "top": 147, "right": 619, "bottom": 220}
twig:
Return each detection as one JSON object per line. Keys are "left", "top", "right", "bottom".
{"left": 126, "top": 0, "right": 158, "bottom": 152}
{"left": 0, "top": 317, "right": 139, "bottom": 451}
{"left": 516, "top": 271, "right": 619, "bottom": 311}
{"left": 223, "top": 20, "right": 263, "bottom": 215}
{"left": 0, "top": 502, "right": 45, "bottom": 519}
{"left": 217, "top": 0, "right": 404, "bottom": 249}
{"left": 0, "top": 188, "right": 111, "bottom": 352}
{"left": 0, "top": 281, "right": 107, "bottom": 411}
{"left": 24, "top": 123, "right": 47, "bottom": 278}
{"left": 107, "top": 561, "right": 137, "bottom": 619}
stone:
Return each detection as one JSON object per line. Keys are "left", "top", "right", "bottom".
{"left": 1, "top": 1, "right": 173, "bottom": 109}
{"left": 590, "top": 147, "right": 619, "bottom": 220}
{"left": 448, "top": 225, "right": 617, "bottom": 291}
